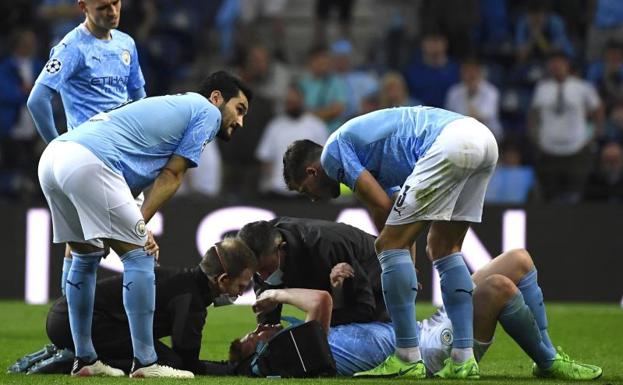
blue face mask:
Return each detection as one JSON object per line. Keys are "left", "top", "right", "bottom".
{"left": 263, "top": 268, "right": 284, "bottom": 286}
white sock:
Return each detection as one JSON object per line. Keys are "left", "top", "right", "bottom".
{"left": 396, "top": 347, "right": 422, "bottom": 363}
{"left": 451, "top": 347, "right": 474, "bottom": 363}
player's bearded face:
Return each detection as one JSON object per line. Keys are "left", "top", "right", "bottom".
{"left": 217, "top": 92, "right": 248, "bottom": 142}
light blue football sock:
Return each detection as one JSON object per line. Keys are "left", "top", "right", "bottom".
{"left": 121, "top": 249, "right": 157, "bottom": 365}
{"left": 61, "top": 257, "right": 72, "bottom": 296}
{"left": 378, "top": 249, "right": 419, "bottom": 348}
{"left": 499, "top": 292, "right": 556, "bottom": 368}
{"left": 66, "top": 250, "right": 103, "bottom": 361}
{"left": 517, "top": 268, "right": 554, "bottom": 350}
{"left": 433, "top": 253, "right": 474, "bottom": 349}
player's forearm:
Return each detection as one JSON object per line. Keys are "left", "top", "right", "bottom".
{"left": 275, "top": 289, "right": 332, "bottom": 333}
{"left": 27, "top": 83, "right": 58, "bottom": 144}
{"left": 141, "top": 168, "right": 184, "bottom": 222}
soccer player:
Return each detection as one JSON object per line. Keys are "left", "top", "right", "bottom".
{"left": 27, "top": 0, "right": 146, "bottom": 296}
{"left": 37, "top": 70, "right": 252, "bottom": 377}
{"left": 230, "top": 249, "right": 603, "bottom": 381}
{"left": 237, "top": 217, "right": 387, "bottom": 326}
{"left": 12, "top": 238, "right": 257, "bottom": 375}
{"left": 283, "top": 107, "right": 499, "bottom": 378}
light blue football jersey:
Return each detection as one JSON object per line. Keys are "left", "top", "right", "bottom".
{"left": 35, "top": 24, "right": 145, "bottom": 130}
{"left": 328, "top": 322, "right": 396, "bottom": 376}
{"left": 57, "top": 93, "right": 220, "bottom": 193}
{"left": 320, "top": 107, "right": 464, "bottom": 195}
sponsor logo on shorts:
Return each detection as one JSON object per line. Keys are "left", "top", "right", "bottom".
{"left": 392, "top": 185, "right": 411, "bottom": 216}
{"left": 134, "top": 219, "right": 147, "bottom": 237}
{"left": 45, "top": 58, "right": 62, "bottom": 74}
{"left": 440, "top": 328, "right": 453, "bottom": 346}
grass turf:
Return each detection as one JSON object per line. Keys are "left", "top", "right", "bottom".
{"left": 0, "top": 301, "right": 622, "bottom": 384}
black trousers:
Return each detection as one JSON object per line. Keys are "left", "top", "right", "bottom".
{"left": 46, "top": 305, "right": 183, "bottom": 373}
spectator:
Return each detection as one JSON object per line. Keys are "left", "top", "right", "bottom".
{"left": 37, "top": 0, "right": 83, "bottom": 44}
{"left": 0, "top": 29, "right": 42, "bottom": 140}
{"left": 585, "top": 0, "right": 623, "bottom": 61}
{"left": 603, "top": 100, "right": 623, "bottom": 143}
{"left": 331, "top": 39, "right": 379, "bottom": 119}
{"left": 473, "top": 0, "right": 512, "bottom": 60}
{"left": 515, "top": 1, "right": 575, "bottom": 63}
{"left": 299, "top": 45, "right": 347, "bottom": 133}
{"left": 529, "top": 51, "right": 604, "bottom": 203}
{"left": 239, "top": 0, "right": 287, "bottom": 59}
{"left": 215, "top": 0, "right": 240, "bottom": 62}
{"left": 377, "top": 71, "right": 418, "bottom": 109}
{"left": 256, "top": 84, "right": 328, "bottom": 197}
{"left": 313, "top": 0, "right": 356, "bottom": 46}
{"left": 403, "top": 33, "right": 460, "bottom": 108}
{"left": 239, "top": 42, "right": 291, "bottom": 112}
{"left": 0, "top": 29, "right": 43, "bottom": 199}
{"left": 586, "top": 40, "right": 623, "bottom": 113}
{"left": 584, "top": 141, "right": 623, "bottom": 202}
{"left": 445, "top": 58, "right": 503, "bottom": 140}
{"left": 420, "top": 0, "right": 479, "bottom": 59}
{"left": 485, "top": 140, "right": 537, "bottom": 204}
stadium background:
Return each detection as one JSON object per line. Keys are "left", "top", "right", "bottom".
{"left": 1, "top": 0, "right": 622, "bottom": 303}
{"left": 0, "top": 1, "right": 622, "bottom": 383}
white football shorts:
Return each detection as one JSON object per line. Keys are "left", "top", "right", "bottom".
{"left": 38, "top": 141, "right": 148, "bottom": 248}
{"left": 386, "top": 117, "right": 498, "bottom": 225}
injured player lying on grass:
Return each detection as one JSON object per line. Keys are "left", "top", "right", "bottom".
{"left": 9, "top": 249, "right": 602, "bottom": 380}
{"left": 227, "top": 248, "right": 602, "bottom": 380}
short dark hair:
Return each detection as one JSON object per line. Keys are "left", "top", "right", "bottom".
{"left": 229, "top": 338, "right": 245, "bottom": 363}
{"left": 199, "top": 237, "right": 257, "bottom": 279}
{"left": 282, "top": 140, "right": 323, "bottom": 190}
{"left": 198, "top": 70, "right": 253, "bottom": 104}
{"left": 237, "top": 221, "right": 279, "bottom": 260}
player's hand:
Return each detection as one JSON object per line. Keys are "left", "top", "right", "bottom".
{"left": 252, "top": 290, "right": 281, "bottom": 314}
{"left": 144, "top": 230, "right": 160, "bottom": 261}
{"left": 330, "top": 263, "right": 354, "bottom": 287}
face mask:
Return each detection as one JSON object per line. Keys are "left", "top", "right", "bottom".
{"left": 263, "top": 268, "right": 284, "bottom": 286}
{"left": 285, "top": 107, "right": 303, "bottom": 119}
{"left": 213, "top": 293, "right": 238, "bottom": 307}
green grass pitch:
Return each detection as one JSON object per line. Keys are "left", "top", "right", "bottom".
{"left": 1, "top": 301, "right": 622, "bottom": 385}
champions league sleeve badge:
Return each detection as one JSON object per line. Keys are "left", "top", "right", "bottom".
{"left": 121, "top": 50, "right": 131, "bottom": 66}
{"left": 44, "top": 58, "right": 62, "bottom": 74}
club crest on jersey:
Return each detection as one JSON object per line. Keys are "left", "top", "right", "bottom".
{"left": 134, "top": 219, "right": 147, "bottom": 237}
{"left": 121, "top": 50, "right": 131, "bottom": 65}
{"left": 45, "top": 58, "right": 62, "bottom": 74}
{"left": 440, "top": 328, "right": 453, "bottom": 346}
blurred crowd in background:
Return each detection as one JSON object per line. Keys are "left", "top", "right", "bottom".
{"left": 1, "top": 0, "right": 622, "bottom": 205}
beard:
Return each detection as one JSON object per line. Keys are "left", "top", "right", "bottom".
{"left": 216, "top": 125, "right": 232, "bottom": 142}
{"left": 217, "top": 104, "right": 234, "bottom": 141}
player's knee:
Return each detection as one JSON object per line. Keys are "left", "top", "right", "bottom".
{"left": 374, "top": 236, "right": 385, "bottom": 253}
{"left": 477, "top": 274, "right": 517, "bottom": 303}
{"left": 374, "top": 232, "right": 403, "bottom": 253}
{"left": 508, "top": 248, "right": 534, "bottom": 275}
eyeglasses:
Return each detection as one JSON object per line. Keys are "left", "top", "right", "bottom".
{"left": 214, "top": 242, "right": 229, "bottom": 275}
